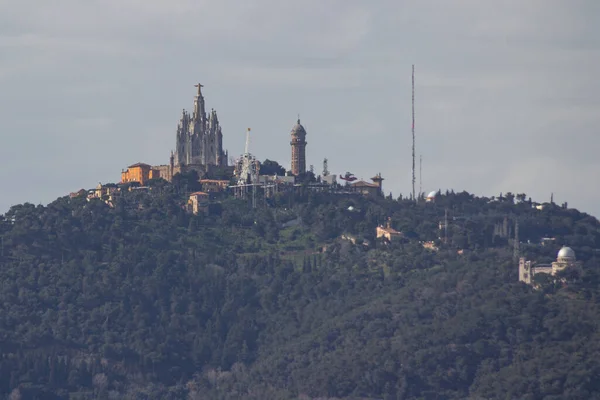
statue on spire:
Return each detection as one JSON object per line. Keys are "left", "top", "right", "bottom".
{"left": 194, "top": 83, "right": 204, "bottom": 95}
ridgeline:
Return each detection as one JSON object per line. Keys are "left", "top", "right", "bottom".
{"left": 1, "top": 183, "right": 600, "bottom": 399}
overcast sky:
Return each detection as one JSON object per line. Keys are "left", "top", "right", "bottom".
{"left": 1, "top": 1, "right": 599, "bottom": 217}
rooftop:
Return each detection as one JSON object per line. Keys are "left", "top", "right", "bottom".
{"left": 352, "top": 180, "right": 379, "bottom": 188}
{"left": 127, "top": 162, "right": 152, "bottom": 169}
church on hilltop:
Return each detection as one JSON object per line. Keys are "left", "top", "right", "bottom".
{"left": 174, "top": 83, "right": 228, "bottom": 167}
{"left": 126, "top": 84, "right": 232, "bottom": 183}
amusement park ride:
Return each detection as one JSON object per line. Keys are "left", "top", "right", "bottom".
{"left": 231, "top": 128, "right": 260, "bottom": 207}
{"left": 339, "top": 172, "right": 357, "bottom": 182}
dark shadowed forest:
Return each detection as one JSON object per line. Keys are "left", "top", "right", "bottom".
{"left": 1, "top": 181, "right": 600, "bottom": 399}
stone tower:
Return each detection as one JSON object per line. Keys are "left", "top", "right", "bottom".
{"left": 290, "top": 118, "right": 307, "bottom": 176}
{"left": 173, "top": 84, "right": 227, "bottom": 167}
{"left": 371, "top": 173, "right": 384, "bottom": 195}
{"left": 518, "top": 257, "right": 532, "bottom": 285}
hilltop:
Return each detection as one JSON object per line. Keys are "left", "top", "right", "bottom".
{"left": 1, "top": 185, "right": 600, "bottom": 399}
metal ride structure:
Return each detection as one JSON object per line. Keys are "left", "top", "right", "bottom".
{"left": 232, "top": 128, "right": 260, "bottom": 207}
{"left": 339, "top": 172, "right": 357, "bottom": 182}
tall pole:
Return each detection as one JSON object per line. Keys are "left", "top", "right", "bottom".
{"left": 412, "top": 64, "right": 416, "bottom": 202}
{"left": 419, "top": 154, "right": 422, "bottom": 199}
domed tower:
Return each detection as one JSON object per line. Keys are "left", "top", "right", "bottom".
{"left": 290, "top": 118, "right": 307, "bottom": 175}
{"left": 426, "top": 191, "right": 437, "bottom": 202}
{"left": 552, "top": 246, "right": 579, "bottom": 274}
{"left": 557, "top": 246, "right": 576, "bottom": 263}
{"left": 371, "top": 173, "right": 384, "bottom": 195}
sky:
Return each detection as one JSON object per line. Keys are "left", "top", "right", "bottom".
{"left": 1, "top": 0, "right": 599, "bottom": 217}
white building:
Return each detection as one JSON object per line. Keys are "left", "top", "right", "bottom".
{"left": 426, "top": 191, "right": 437, "bottom": 202}
{"left": 519, "top": 246, "right": 580, "bottom": 285}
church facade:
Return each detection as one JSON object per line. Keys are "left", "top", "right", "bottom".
{"left": 174, "top": 84, "right": 228, "bottom": 167}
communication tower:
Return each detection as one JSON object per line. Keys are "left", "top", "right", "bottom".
{"left": 412, "top": 64, "right": 416, "bottom": 202}
{"left": 419, "top": 154, "right": 422, "bottom": 199}
{"left": 322, "top": 158, "right": 329, "bottom": 176}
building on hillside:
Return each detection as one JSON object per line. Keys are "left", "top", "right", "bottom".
{"left": 321, "top": 174, "right": 337, "bottom": 185}
{"left": 258, "top": 175, "right": 296, "bottom": 185}
{"left": 121, "top": 163, "right": 160, "bottom": 185}
{"left": 422, "top": 241, "right": 439, "bottom": 251}
{"left": 88, "top": 183, "right": 119, "bottom": 200}
{"left": 519, "top": 246, "right": 581, "bottom": 285}
{"left": 351, "top": 181, "right": 379, "bottom": 196}
{"left": 290, "top": 118, "right": 307, "bottom": 176}
{"left": 541, "top": 237, "right": 557, "bottom": 246}
{"left": 200, "top": 179, "right": 230, "bottom": 193}
{"left": 69, "top": 189, "right": 87, "bottom": 199}
{"left": 188, "top": 191, "right": 210, "bottom": 216}
{"left": 371, "top": 173, "right": 384, "bottom": 193}
{"left": 376, "top": 218, "right": 403, "bottom": 242}
{"left": 426, "top": 191, "right": 437, "bottom": 202}
{"left": 84, "top": 183, "right": 120, "bottom": 207}
{"left": 174, "top": 84, "right": 228, "bottom": 167}
{"left": 351, "top": 174, "right": 384, "bottom": 196}
{"left": 152, "top": 154, "right": 175, "bottom": 182}
{"left": 120, "top": 83, "right": 233, "bottom": 185}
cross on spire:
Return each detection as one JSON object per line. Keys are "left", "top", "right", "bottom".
{"left": 194, "top": 83, "right": 204, "bottom": 95}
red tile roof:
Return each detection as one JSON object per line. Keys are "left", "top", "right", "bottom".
{"left": 127, "top": 162, "right": 152, "bottom": 169}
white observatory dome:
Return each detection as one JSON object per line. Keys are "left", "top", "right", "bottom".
{"left": 427, "top": 191, "right": 437, "bottom": 199}
{"left": 557, "top": 246, "right": 576, "bottom": 261}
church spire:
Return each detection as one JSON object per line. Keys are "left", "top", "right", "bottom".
{"left": 193, "top": 83, "right": 205, "bottom": 121}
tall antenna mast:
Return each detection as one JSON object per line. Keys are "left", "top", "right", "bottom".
{"left": 412, "top": 64, "right": 416, "bottom": 202}
{"left": 419, "top": 154, "right": 422, "bottom": 198}
{"left": 322, "top": 158, "right": 329, "bottom": 176}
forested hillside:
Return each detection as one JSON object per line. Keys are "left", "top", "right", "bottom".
{"left": 1, "top": 185, "right": 600, "bottom": 399}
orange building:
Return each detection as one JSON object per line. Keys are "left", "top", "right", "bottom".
{"left": 121, "top": 163, "right": 160, "bottom": 185}
{"left": 351, "top": 181, "right": 380, "bottom": 196}
{"left": 188, "top": 191, "right": 210, "bottom": 215}
{"left": 376, "top": 218, "right": 403, "bottom": 242}
{"left": 351, "top": 173, "right": 384, "bottom": 196}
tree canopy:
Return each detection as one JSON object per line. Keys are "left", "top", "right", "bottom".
{"left": 0, "top": 188, "right": 599, "bottom": 399}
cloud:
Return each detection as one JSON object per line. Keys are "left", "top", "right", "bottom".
{"left": 0, "top": 0, "right": 599, "bottom": 218}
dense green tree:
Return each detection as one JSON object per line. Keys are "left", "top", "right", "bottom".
{"left": 0, "top": 188, "right": 599, "bottom": 398}
{"left": 260, "top": 159, "right": 286, "bottom": 176}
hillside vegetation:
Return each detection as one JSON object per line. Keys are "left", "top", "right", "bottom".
{"left": 1, "top": 186, "right": 599, "bottom": 399}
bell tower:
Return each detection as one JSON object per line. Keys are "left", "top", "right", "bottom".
{"left": 290, "top": 117, "right": 307, "bottom": 176}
